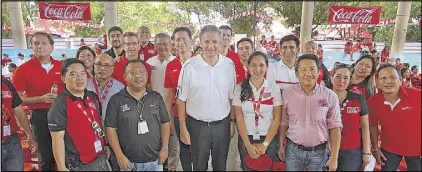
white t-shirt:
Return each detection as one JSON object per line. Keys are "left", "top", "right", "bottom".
{"left": 177, "top": 54, "right": 236, "bottom": 122}
{"left": 233, "top": 79, "right": 282, "bottom": 135}
{"left": 266, "top": 60, "right": 299, "bottom": 91}
{"left": 146, "top": 55, "right": 175, "bottom": 98}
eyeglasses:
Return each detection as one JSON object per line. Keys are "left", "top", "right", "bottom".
{"left": 123, "top": 42, "right": 138, "bottom": 48}
{"left": 94, "top": 63, "right": 114, "bottom": 69}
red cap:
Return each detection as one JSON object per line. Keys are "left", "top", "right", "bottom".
{"left": 244, "top": 154, "right": 273, "bottom": 171}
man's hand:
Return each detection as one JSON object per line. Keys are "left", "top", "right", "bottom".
{"left": 325, "top": 157, "right": 338, "bottom": 171}
{"left": 230, "top": 122, "right": 235, "bottom": 138}
{"left": 373, "top": 150, "right": 387, "bottom": 166}
{"left": 105, "top": 146, "right": 111, "bottom": 160}
{"left": 158, "top": 149, "right": 168, "bottom": 165}
{"left": 116, "top": 154, "right": 131, "bottom": 169}
{"left": 277, "top": 146, "right": 286, "bottom": 162}
{"left": 41, "top": 93, "right": 58, "bottom": 104}
{"left": 180, "top": 128, "right": 191, "bottom": 145}
{"left": 27, "top": 136, "right": 38, "bottom": 153}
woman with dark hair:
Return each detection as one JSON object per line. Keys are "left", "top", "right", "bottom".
{"left": 193, "top": 46, "right": 202, "bottom": 56}
{"left": 400, "top": 68, "right": 413, "bottom": 88}
{"left": 232, "top": 51, "right": 282, "bottom": 171}
{"left": 330, "top": 64, "right": 371, "bottom": 171}
{"left": 349, "top": 55, "right": 377, "bottom": 99}
{"left": 381, "top": 46, "right": 390, "bottom": 63}
{"left": 76, "top": 46, "right": 96, "bottom": 78}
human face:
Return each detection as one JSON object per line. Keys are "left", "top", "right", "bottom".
{"left": 63, "top": 63, "right": 87, "bottom": 93}
{"left": 354, "top": 58, "right": 373, "bottom": 78}
{"left": 155, "top": 37, "right": 172, "bottom": 57}
{"left": 280, "top": 40, "right": 299, "bottom": 61}
{"left": 377, "top": 67, "right": 401, "bottom": 94}
{"left": 94, "top": 55, "right": 114, "bottom": 80}
{"left": 109, "top": 30, "right": 123, "bottom": 48}
{"left": 174, "top": 31, "right": 192, "bottom": 53}
{"left": 124, "top": 62, "right": 148, "bottom": 89}
{"left": 403, "top": 69, "right": 410, "bottom": 78}
{"left": 296, "top": 59, "right": 319, "bottom": 88}
{"left": 219, "top": 29, "right": 232, "bottom": 48}
{"left": 78, "top": 49, "right": 95, "bottom": 69}
{"left": 31, "top": 34, "right": 53, "bottom": 58}
{"left": 271, "top": 37, "right": 275, "bottom": 41}
{"left": 395, "top": 59, "right": 400, "bottom": 64}
{"left": 412, "top": 67, "right": 419, "bottom": 75}
{"left": 200, "top": 32, "right": 220, "bottom": 58}
{"left": 331, "top": 68, "right": 351, "bottom": 92}
{"left": 304, "top": 44, "right": 318, "bottom": 55}
{"left": 123, "top": 36, "right": 140, "bottom": 58}
{"left": 138, "top": 28, "right": 151, "bottom": 44}
{"left": 8, "top": 66, "right": 15, "bottom": 73}
{"left": 237, "top": 41, "right": 253, "bottom": 62}
{"left": 248, "top": 55, "right": 267, "bottom": 80}
{"left": 18, "top": 56, "right": 24, "bottom": 60}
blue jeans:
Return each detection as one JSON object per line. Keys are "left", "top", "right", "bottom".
{"left": 337, "top": 148, "right": 363, "bottom": 171}
{"left": 381, "top": 149, "right": 421, "bottom": 171}
{"left": 120, "top": 159, "right": 163, "bottom": 171}
{"left": 1, "top": 135, "right": 24, "bottom": 171}
{"left": 285, "top": 139, "right": 328, "bottom": 171}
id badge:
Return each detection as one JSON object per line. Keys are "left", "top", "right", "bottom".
{"left": 139, "top": 53, "right": 145, "bottom": 61}
{"left": 3, "top": 125, "right": 11, "bottom": 136}
{"left": 94, "top": 140, "right": 102, "bottom": 153}
{"left": 253, "top": 129, "right": 260, "bottom": 140}
{"left": 138, "top": 121, "right": 149, "bottom": 135}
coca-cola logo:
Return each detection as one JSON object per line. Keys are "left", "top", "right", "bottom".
{"left": 331, "top": 8, "right": 375, "bottom": 24}
{"left": 44, "top": 4, "right": 87, "bottom": 20}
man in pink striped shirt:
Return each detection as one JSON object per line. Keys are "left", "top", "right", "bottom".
{"left": 277, "top": 54, "right": 342, "bottom": 171}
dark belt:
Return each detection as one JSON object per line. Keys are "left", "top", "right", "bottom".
{"left": 191, "top": 115, "right": 228, "bottom": 127}
{"left": 288, "top": 138, "right": 327, "bottom": 151}
{"left": 1, "top": 133, "right": 18, "bottom": 145}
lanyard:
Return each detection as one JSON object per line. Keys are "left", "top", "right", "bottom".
{"left": 75, "top": 97, "right": 102, "bottom": 138}
{"left": 93, "top": 79, "right": 113, "bottom": 105}
{"left": 243, "top": 65, "right": 248, "bottom": 79}
{"left": 251, "top": 87, "right": 265, "bottom": 128}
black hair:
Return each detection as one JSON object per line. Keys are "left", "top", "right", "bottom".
{"left": 400, "top": 67, "right": 410, "bottom": 78}
{"left": 376, "top": 63, "right": 402, "bottom": 79}
{"left": 353, "top": 54, "right": 377, "bottom": 97}
{"left": 8, "top": 63, "right": 17, "bottom": 69}
{"left": 124, "top": 59, "right": 148, "bottom": 74}
{"left": 108, "top": 26, "right": 123, "bottom": 37}
{"left": 30, "top": 32, "right": 54, "bottom": 46}
{"left": 236, "top": 37, "right": 254, "bottom": 48}
{"left": 17, "top": 53, "right": 24, "bottom": 57}
{"left": 354, "top": 55, "right": 377, "bottom": 78}
{"left": 411, "top": 65, "right": 419, "bottom": 71}
{"left": 61, "top": 58, "right": 86, "bottom": 77}
{"left": 2, "top": 54, "right": 8, "bottom": 57}
{"left": 240, "top": 51, "right": 269, "bottom": 102}
{"left": 218, "top": 25, "right": 233, "bottom": 36}
{"left": 279, "top": 35, "right": 300, "bottom": 48}
{"left": 172, "top": 27, "right": 192, "bottom": 40}
{"left": 61, "top": 54, "right": 66, "bottom": 57}
{"left": 294, "top": 54, "right": 321, "bottom": 73}
{"left": 81, "top": 38, "right": 84, "bottom": 42}
{"left": 76, "top": 46, "right": 96, "bottom": 75}
{"left": 194, "top": 46, "right": 203, "bottom": 55}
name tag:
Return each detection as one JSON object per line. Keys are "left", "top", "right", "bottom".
{"left": 3, "top": 125, "right": 11, "bottom": 136}
{"left": 139, "top": 53, "right": 145, "bottom": 61}
{"left": 253, "top": 128, "right": 260, "bottom": 140}
{"left": 94, "top": 140, "right": 102, "bottom": 153}
{"left": 347, "top": 107, "right": 359, "bottom": 114}
{"left": 138, "top": 121, "right": 149, "bottom": 135}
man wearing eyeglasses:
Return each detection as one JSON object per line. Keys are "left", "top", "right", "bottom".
{"left": 87, "top": 53, "right": 125, "bottom": 171}
{"left": 48, "top": 59, "right": 110, "bottom": 171}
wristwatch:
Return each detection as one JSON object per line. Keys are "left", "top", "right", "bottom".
{"left": 263, "top": 141, "right": 269, "bottom": 147}
{"left": 161, "top": 147, "right": 168, "bottom": 152}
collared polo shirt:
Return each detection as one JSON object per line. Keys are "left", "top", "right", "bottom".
{"left": 225, "top": 49, "right": 240, "bottom": 65}
{"left": 281, "top": 84, "right": 342, "bottom": 147}
{"left": 104, "top": 48, "right": 125, "bottom": 59}
{"left": 339, "top": 91, "right": 369, "bottom": 150}
{"left": 266, "top": 60, "right": 299, "bottom": 91}
{"left": 12, "top": 56, "right": 64, "bottom": 109}
{"left": 348, "top": 78, "right": 375, "bottom": 99}
{"left": 47, "top": 89, "right": 105, "bottom": 165}
{"left": 367, "top": 86, "right": 421, "bottom": 156}
{"left": 86, "top": 78, "right": 125, "bottom": 118}
{"left": 112, "top": 55, "right": 152, "bottom": 86}
{"left": 1, "top": 78, "right": 22, "bottom": 141}
{"left": 138, "top": 42, "right": 157, "bottom": 62}
{"left": 233, "top": 79, "right": 282, "bottom": 136}
{"left": 146, "top": 55, "right": 176, "bottom": 98}
{"left": 177, "top": 54, "right": 236, "bottom": 122}
{"left": 104, "top": 88, "right": 169, "bottom": 163}
{"left": 233, "top": 58, "right": 247, "bottom": 84}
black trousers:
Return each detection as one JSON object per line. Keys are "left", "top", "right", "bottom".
{"left": 174, "top": 117, "right": 193, "bottom": 171}
{"left": 31, "top": 109, "right": 55, "bottom": 171}
{"left": 188, "top": 115, "right": 230, "bottom": 171}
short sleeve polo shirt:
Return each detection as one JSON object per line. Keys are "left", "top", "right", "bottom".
{"left": 146, "top": 55, "right": 176, "bottom": 98}
{"left": 266, "top": 60, "right": 299, "bottom": 91}
{"left": 1, "top": 78, "right": 22, "bottom": 141}
{"left": 138, "top": 42, "right": 157, "bottom": 62}
{"left": 112, "top": 55, "right": 152, "bottom": 86}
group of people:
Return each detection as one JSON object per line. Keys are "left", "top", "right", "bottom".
{"left": 1, "top": 23, "right": 421, "bottom": 172}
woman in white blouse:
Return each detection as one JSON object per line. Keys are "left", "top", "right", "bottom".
{"left": 233, "top": 51, "right": 282, "bottom": 171}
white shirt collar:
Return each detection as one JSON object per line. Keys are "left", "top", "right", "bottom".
{"left": 197, "top": 54, "right": 224, "bottom": 67}
{"left": 249, "top": 79, "right": 269, "bottom": 91}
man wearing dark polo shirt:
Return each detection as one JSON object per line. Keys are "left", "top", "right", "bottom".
{"left": 368, "top": 64, "right": 421, "bottom": 171}
{"left": 138, "top": 26, "right": 157, "bottom": 62}
{"left": 13, "top": 31, "right": 65, "bottom": 171}
{"left": 48, "top": 59, "right": 110, "bottom": 171}
{"left": 105, "top": 59, "right": 170, "bottom": 171}
{"left": 104, "top": 26, "right": 125, "bottom": 59}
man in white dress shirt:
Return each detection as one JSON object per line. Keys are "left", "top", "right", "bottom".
{"left": 177, "top": 25, "right": 236, "bottom": 171}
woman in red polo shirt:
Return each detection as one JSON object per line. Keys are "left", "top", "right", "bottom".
{"left": 76, "top": 46, "right": 96, "bottom": 78}
{"left": 400, "top": 68, "right": 413, "bottom": 88}
{"left": 381, "top": 46, "right": 390, "bottom": 63}
{"left": 330, "top": 64, "right": 371, "bottom": 171}
{"left": 349, "top": 55, "right": 377, "bottom": 99}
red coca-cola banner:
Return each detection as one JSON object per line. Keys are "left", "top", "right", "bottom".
{"left": 39, "top": 2, "right": 91, "bottom": 21}
{"left": 328, "top": 6, "right": 382, "bottom": 25}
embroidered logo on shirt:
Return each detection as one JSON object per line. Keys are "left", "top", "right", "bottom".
{"left": 263, "top": 92, "right": 271, "bottom": 99}
{"left": 347, "top": 107, "right": 359, "bottom": 114}
{"left": 401, "top": 106, "right": 412, "bottom": 110}
{"left": 2, "top": 91, "right": 12, "bottom": 98}
{"left": 318, "top": 99, "right": 328, "bottom": 107}
{"left": 349, "top": 86, "right": 362, "bottom": 95}
{"left": 55, "top": 72, "right": 61, "bottom": 75}
{"left": 120, "top": 104, "right": 130, "bottom": 112}
{"left": 148, "top": 49, "right": 155, "bottom": 54}
{"left": 172, "top": 69, "right": 178, "bottom": 72}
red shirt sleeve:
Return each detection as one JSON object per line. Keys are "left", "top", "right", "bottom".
{"left": 145, "top": 63, "right": 152, "bottom": 84}
{"left": 164, "top": 63, "right": 172, "bottom": 88}
{"left": 11, "top": 66, "right": 27, "bottom": 92}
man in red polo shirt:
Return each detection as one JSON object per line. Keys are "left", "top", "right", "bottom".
{"left": 235, "top": 37, "right": 254, "bottom": 84}
{"left": 113, "top": 32, "right": 152, "bottom": 86}
{"left": 2, "top": 53, "right": 12, "bottom": 67}
{"left": 138, "top": 26, "right": 157, "bottom": 62}
{"left": 12, "top": 32, "right": 65, "bottom": 171}
{"left": 368, "top": 64, "right": 421, "bottom": 171}
{"left": 218, "top": 25, "right": 240, "bottom": 63}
